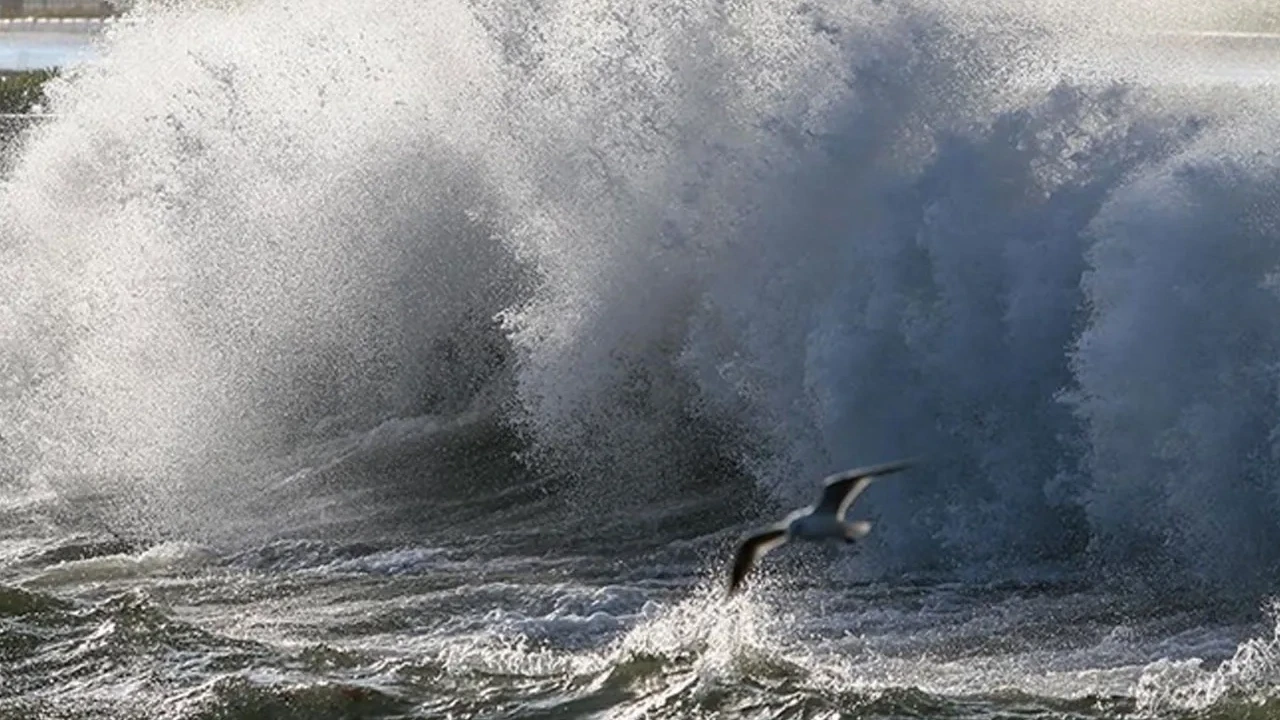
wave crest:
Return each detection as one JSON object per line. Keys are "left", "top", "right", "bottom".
{"left": 2, "top": 0, "right": 1280, "bottom": 587}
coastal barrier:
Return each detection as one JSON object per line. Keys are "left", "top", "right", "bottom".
{"left": 0, "top": 16, "right": 132, "bottom": 26}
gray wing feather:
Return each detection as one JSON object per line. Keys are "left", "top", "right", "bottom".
{"left": 727, "top": 525, "right": 789, "bottom": 596}
{"left": 816, "top": 458, "right": 916, "bottom": 519}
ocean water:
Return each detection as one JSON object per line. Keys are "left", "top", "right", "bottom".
{"left": 3, "top": 0, "right": 1280, "bottom": 717}
{"left": 0, "top": 20, "right": 109, "bottom": 72}
{"left": 0, "top": 31, "right": 94, "bottom": 72}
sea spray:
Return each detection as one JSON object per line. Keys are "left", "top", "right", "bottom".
{"left": 0, "top": 0, "right": 1277, "bottom": 588}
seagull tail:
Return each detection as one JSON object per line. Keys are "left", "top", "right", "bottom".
{"left": 843, "top": 520, "right": 872, "bottom": 543}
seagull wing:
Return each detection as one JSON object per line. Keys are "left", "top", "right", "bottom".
{"left": 815, "top": 458, "right": 915, "bottom": 519}
{"left": 727, "top": 525, "right": 789, "bottom": 596}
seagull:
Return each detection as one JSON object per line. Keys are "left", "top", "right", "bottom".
{"left": 727, "top": 458, "right": 914, "bottom": 596}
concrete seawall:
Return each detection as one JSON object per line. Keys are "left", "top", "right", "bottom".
{"left": 0, "top": 16, "right": 132, "bottom": 28}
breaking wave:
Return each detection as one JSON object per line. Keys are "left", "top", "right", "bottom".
{"left": 1, "top": 0, "right": 1280, "bottom": 589}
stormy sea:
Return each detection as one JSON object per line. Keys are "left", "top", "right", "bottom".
{"left": 4, "top": 0, "right": 1280, "bottom": 717}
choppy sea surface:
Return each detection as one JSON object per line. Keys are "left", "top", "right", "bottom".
{"left": 4, "top": 1, "right": 1280, "bottom": 718}
{"left": 2, "top": 424, "right": 1275, "bottom": 720}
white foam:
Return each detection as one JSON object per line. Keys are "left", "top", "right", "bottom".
{"left": 1136, "top": 601, "right": 1280, "bottom": 713}
{"left": 21, "top": 540, "right": 216, "bottom": 587}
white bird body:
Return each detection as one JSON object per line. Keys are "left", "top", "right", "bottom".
{"left": 727, "top": 459, "right": 914, "bottom": 596}
{"left": 785, "top": 509, "right": 855, "bottom": 541}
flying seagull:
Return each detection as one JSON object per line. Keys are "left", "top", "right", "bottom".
{"left": 727, "top": 458, "right": 914, "bottom": 596}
